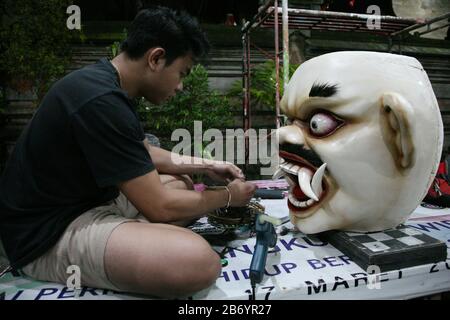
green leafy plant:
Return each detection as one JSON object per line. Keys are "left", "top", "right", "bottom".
{"left": 228, "top": 60, "right": 298, "bottom": 110}
{"left": 110, "top": 28, "right": 127, "bottom": 58}
{"left": 0, "top": 0, "right": 83, "bottom": 104}
{"left": 138, "top": 64, "right": 233, "bottom": 150}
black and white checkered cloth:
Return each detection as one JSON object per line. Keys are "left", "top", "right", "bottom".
{"left": 344, "top": 225, "right": 432, "bottom": 253}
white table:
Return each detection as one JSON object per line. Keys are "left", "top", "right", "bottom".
{"left": 1, "top": 201, "right": 449, "bottom": 300}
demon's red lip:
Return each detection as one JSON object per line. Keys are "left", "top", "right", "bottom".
{"left": 279, "top": 151, "right": 317, "bottom": 172}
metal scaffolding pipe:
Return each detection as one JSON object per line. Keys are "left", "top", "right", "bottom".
{"left": 282, "top": 0, "right": 289, "bottom": 93}
{"left": 280, "top": 0, "right": 289, "bottom": 129}
{"left": 272, "top": 7, "right": 418, "bottom": 24}
{"left": 242, "top": 32, "right": 251, "bottom": 163}
{"left": 416, "top": 22, "right": 450, "bottom": 36}
{"left": 274, "top": 0, "right": 281, "bottom": 129}
{"left": 241, "top": 0, "right": 275, "bottom": 34}
{"left": 391, "top": 12, "right": 450, "bottom": 37}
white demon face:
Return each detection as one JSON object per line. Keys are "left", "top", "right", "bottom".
{"left": 275, "top": 51, "right": 443, "bottom": 234}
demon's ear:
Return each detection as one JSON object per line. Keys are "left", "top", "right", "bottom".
{"left": 381, "top": 92, "right": 415, "bottom": 169}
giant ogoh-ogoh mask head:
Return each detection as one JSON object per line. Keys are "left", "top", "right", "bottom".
{"left": 274, "top": 51, "right": 443, "bottom": 234}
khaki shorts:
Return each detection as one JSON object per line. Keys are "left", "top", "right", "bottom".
{"left": 6, "top": 193, "right": 146, "bottom": 291}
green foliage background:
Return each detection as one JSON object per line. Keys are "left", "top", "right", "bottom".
{"left": 228, "top": 60, "right": 298, "bottom": 111}
{"left": 137, "top": 64, "right": 234, "bottom": 149}
{"left": 0, "top": 0, "right": 83, "bottom": 103}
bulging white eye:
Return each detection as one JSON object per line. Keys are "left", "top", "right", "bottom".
{"left": 309, "top": 112, "right": 343, "bottom": 137}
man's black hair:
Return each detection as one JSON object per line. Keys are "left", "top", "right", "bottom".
{"left": 121, "top": 6, "right": 210, "bottom": 65}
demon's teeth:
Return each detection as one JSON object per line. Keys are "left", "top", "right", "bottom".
{"left": 281, "top": 160, "right": 326, "bottom": 206}
{"left": 285, "top": 175, "right": 296, "bottom": 187}
{"left": 288, "top": 193, "right": 316, "bottom": 208}
{"left": 280, "top": 163, "right": 297, "bottom": 175}
{"left": 298, "top": 168, "right": 319, "bottom": 201}
{"left": 311, "top": 163, "right": 327, "bottom": 198}
{"left": 288, "top": 194, "right": 304, "bottom": 207}
{"left": 272, "top": 167, "right": 285, "bottom": 180}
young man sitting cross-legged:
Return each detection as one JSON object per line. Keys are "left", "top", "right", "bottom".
{"left": 0, "top": 7, "right": 256, "bottom": 298}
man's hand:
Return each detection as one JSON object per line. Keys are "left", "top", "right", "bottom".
{"left": 227, "top": 179, "right": 257, "bottom": 207}
{"left": 206, "top": 161, "right": 245, "bottom": 183}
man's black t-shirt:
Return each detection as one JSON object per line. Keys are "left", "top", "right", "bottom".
{"left": 0, "top": 58, "right": 155, "bottom": 269}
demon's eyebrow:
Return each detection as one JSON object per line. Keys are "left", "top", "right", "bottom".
{"left": 309, "top": 81, "right": 339, "bottom": 98}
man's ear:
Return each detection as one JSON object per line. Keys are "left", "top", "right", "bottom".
{"left": 380, "top": 92, "right": 415, "bottom": 169}
{"left": 146, "top": 47, "right": 166, "bottom": 71}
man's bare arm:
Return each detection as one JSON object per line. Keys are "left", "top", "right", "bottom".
{"left": 119, "top": 169, "right": 256, "bottom": 223}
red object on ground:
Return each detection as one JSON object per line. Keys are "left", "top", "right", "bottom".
{"left": 428, "top": 162, "right": 450, "bottom": 196}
